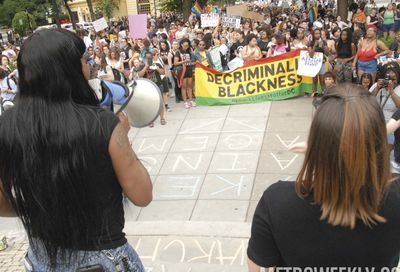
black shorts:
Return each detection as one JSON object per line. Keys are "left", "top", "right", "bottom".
{"left": 184, "top": 66, "right": 193, "bottom": 78}
{"left": 159, "top": 78, "right": 168, "bottom": 93}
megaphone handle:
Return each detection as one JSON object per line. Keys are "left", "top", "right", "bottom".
{"left": 115, "top": 81, "right": 136, "bottom": 115}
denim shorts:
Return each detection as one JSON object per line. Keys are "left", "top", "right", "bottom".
{"left": 383, "top": 23, "right": 395, "bottom": 32}
{"left": 25, "top": 240, "right": 144, "bottom": 272}
{"left": 358, "top": 59, "right": 378, "bottom": 74}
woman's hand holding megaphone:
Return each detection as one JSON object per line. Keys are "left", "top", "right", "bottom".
{"left": 117, "top": 112, "right": 130, "bottom": 134}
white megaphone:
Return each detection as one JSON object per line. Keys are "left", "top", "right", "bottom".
{"left": 91, "top": 78, "right": 162, "bottom": 128}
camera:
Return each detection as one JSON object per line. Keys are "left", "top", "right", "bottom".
{"left": 382, "top": 74, "right": 391, "bottom": 88}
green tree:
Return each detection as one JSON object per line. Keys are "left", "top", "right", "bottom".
{"left": 337, "top": 0, "right": 348, "bottom": 23}
{"left": 0, "top": 0, "right": 49, "bottom": 27}
{"left": 63, "top": 0, "right": 76, "bottom": 29}
{"left": 161, "top": 0, "right": 232, "bottom": 21}
{"left": 12, "top": 11, "right": 37, "bottom": 36}
{"left": 161, "top": 0, "right": 182, "bottom": 13}
{"left": 95, "top": 0, "right": 119, "bottom": 19}
{"left": 86, "top": 0, "right": 95, "bottom": 21}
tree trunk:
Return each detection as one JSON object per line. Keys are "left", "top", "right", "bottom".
{"left": 183, "top": 0, "right": 191, "bottom": 22}
{"left": 86, "top": 0, "right": 95, "bottom": 21}
{"left": 63, "top": 0, "right": 77, "bottom": 29}
{"left": 52, "top": 0, "right": 61, "bottom": 28}
{"left": 337, "top": 0, "right": 349, "bottom": 22}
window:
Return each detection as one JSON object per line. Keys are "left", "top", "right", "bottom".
{"left": 138, "top": 4, "right": 151, "bottom": 14}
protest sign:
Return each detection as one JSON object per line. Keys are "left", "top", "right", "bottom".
{"left": 243, "top": 10, "right": 265, "bottom": 21}
{"left": 92, "top": 17, "right": 108, "bottom": 32}
{"left": 209, "top": 47, "right": 223, "bottom": 72}
{"left": 226, "top": 4, "right": 247, "bottom": 17}
{"left": 128, "top": 14, "right": 147, "bottom": 39}
{"left": 221, "top": 15, "right": 241, "bottom": 28}
{"left": 226, "top": 4, "right": 264, "bottom": 21}
{"left": 201, "top": 13, "right": 220, "bottom": 27}
{"left": 119, "top": 30, "right": 127, "bottom": 39}
{"left": 297, "top": 50, "right": 324, "bottom": 77}
{"left": 195, "top": 50, "right": 313, "bottom": 105}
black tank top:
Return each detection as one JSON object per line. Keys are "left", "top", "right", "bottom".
{"left": 369, "top": 15, "right": 378, "bottom": 23}
{"left": 337, "top": 43, "right": 352, "bottom": 58}
{"left": 82, "top": 109, "right": 126, "bottom": 250}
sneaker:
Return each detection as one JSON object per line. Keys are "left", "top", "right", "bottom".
{"left": 184, "top": 102, "right": 190, "bottom": 109}
{"left": 166, "top": 105, "right": 172, "bottom": 112}
{"left": 175, "top": 97, "right": 181, "bottom": 103}
{"left": 190, "top": 100, "right": 197, "bottom": 107}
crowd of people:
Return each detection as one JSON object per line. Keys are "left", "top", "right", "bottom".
{"left": 48, "top": 1, "right": 399, "bottom": 112}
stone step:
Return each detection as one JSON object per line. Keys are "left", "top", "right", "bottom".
{"left": 124, "top": 221, "right": 251, "bottom": 238}
{"left": 125, "top": 221, "right": 251, "bottom": 272}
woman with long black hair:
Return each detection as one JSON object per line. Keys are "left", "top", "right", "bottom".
{"left": 174, "top": 38, "right": 196, "bottom": 109}
{"left": 334, "top": 28, "right": 356, "bottom": 83}
{"left": 0, "top": 29, "right": 152, "bottom": 271}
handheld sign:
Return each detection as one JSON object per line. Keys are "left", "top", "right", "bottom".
{"left": 221, "top": 15, "right": 241, "bottom": 29}
{"left": 92, "top": 17, "right": 108, "bottom": 32}
{"left": 297, "top": 50, "right": 324, "bottom": 77}
{"left": 201, "top": 13, "right": 220, "bottom": 27}
{"left": 128, "top": 14, "right": 148, "bottom": 39}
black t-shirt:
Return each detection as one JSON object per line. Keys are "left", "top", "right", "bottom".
{"left": 257, "top": 39, "right": 269, "bottom": 54}
{"left": 248, "top": 181, "right": 400, "bottom": 268}
{"left": 392, "top": 109, "right": 400, "bottom": 163}
{"left": 143, "top": 61, "right": 164, "bottom": 86}
{"left": 229, "top": 40, "right": 246, "bottom": 61}
{"left": 175, "top": 50, "right": 194, "bottom": 67}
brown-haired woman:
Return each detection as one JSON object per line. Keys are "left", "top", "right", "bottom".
{"left": 248, "top": 84, "right": 400, "bottom": 271}
{"left": 94, "top": 52, "right": 114, "bottom": 81}
{"left": 106, "top": 46, "right": 124, "bottom": 73}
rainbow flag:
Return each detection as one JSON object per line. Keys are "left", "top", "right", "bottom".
{"left": 309, "top": 6, "right": 318, "bottom": 23}
{"left": 191, "top": 1, "right": 202, "bottom": 17}
{"left": 212, "top": 5, "right": 219, "bottom": 14}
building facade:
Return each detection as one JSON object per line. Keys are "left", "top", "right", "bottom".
{"left": 67, "top": 0, "right": 162, "bottom": 22}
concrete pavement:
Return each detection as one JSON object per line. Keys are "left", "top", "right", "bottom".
{"left": 0, "top": 97, "right": 313, "bottom": 271}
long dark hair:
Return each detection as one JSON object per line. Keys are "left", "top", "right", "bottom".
{"left": 179, "top": 38, "right": 192, "bottom": 53}
{"left": 0, "top": 29, "right": 103, "bottom": 266}
{"left": 337, "top": 28, "right": 352, "bottom": 54}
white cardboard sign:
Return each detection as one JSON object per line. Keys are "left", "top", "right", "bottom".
{"left": 201, "top": 13, "right": 220, "bottom": 27}
{"left": 221, "top": 15, "right": 241, "bottom": 29}
{"left": 297, "top": 50, "right": 324, "bottom": 77}
{"left": 92, "top": 17, "right": 108, "bottom": 32}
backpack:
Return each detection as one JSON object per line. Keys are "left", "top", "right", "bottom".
{"left": 6, "top": 77, "right": 15, "bottom": 91}
{"left": 99, "top": 80, "right": 130, "bottom": 111}
{"left": 111, "top": 68, "right": 127, "bottom": 84}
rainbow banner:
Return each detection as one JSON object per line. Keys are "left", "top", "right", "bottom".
{"left": 194, "top": 50, "right": 313, "bottom": 106}
{"left": 191, "top": 1, "right": 203, "bottom": 17}
{"left": 309, "top": 5, "right": 318, "bottom": 23}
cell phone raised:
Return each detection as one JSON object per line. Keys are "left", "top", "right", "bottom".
{"left": 75, "top": 264, "right": 105, "bottom": 272}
